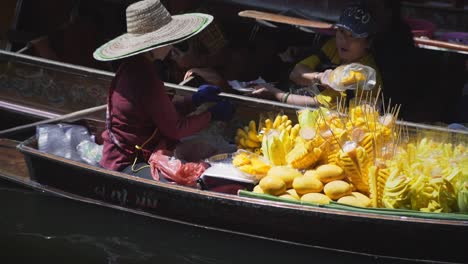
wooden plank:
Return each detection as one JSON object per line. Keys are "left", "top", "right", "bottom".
{"left": 414, "top": 37, "right": 468, "bottom": 53}
{"left": 0, "top": 139, "right": 28, "bottom": 179}
{"left": 239, "top": 10, "right": 333, "bottom": 29}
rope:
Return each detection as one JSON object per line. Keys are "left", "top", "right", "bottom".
{"left": 131, "top": 128, "right": 158, "bottom": 173}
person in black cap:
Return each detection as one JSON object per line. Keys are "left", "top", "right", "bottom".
{"left": 250, "top": 4, "right": 382, "bottom": 108}
{"left": 290, "top": 4, "right": 381, "bottom": 87}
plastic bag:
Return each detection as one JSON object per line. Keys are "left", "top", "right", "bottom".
{"left": 228, "top": 77, "right": 266, "bottom": 93}
{"left": 322, "top": 63, "right": 376, "bottom": 92}
{"left": 76, "top": 140, "right": 103, "bottom": 166}
{"left": 149, "top": 151, "right": 208, "bottom": 187}
{"left": 36, "top": 123, "right": 95, "bottom": 162}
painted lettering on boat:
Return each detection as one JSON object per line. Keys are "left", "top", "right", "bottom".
{"left": 135, "top": 192, "right": 158, "bottom": 209}
{"left": 93, "top": 185, "right": 158, "bottom": 209}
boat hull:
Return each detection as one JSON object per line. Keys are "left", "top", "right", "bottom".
{"left": 17, "top": 137, "right": 468, "bottom": 263}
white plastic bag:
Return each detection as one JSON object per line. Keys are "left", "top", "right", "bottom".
{"left": 76, "top": 140, "right": 103, "bottom": 166}
{"left": 36, "top": 123, "right": 98, "bottom": 163}
{"left": 322, "top": 63, "right": 376, "bottom": 92}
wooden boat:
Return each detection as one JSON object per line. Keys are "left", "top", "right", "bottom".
{"left": 1, "top": 50, "right": 468, "bottom": 263}
{"left": 0, "top": 120, "right": 467, "bottom": 264}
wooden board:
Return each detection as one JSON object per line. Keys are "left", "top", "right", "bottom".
{"left": 0, "top": 139, "right": 29, "bottom": 180}
{"left": 239, "top": 10, "right": 333, "bottom": 29}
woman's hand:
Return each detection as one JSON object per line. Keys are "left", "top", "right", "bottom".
{"left": 249, "top": 83, "right": 284, "bottom": 101}
{"left": 192, "top": 84, "right": 222, "bottom": 107}
{"left": 290, "top": 64, "right": 330, "bottom": 86}
{"left": 184, "top": 68, "right": 228, "bottom": 89}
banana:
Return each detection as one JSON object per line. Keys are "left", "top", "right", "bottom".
{"left": 237, "top": 128, "right": 248, "bottom": 139}
{"left": 245, "top": 138, "right": 261, "bottom": 148}
{"left": 248, "top": 130, "right": 261, "bottom": 143}
{"left": 239, "top": 138, "right": 247, "bottom": 148}
{"left": 277, "top": 124, "right": 286, "bottom": 132}
{"left": 249, "top": 120, "right": 257, "bottom": 132}
{"left": 272, "top": 115, "right": 282, "bottom": 129}
{"left": 290, "top": 124, "right": 300, "bottom": 140}
{"left": 264, "top": 119, "right": 272, "bottom": 130}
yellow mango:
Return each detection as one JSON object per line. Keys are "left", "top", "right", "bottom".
{"left": 351, "top": 192, "right": 372, "bottom": 207}
{"left": 303, "top": 170, "right": 319, "bottom": 180}
{"left": 259, "top": 176, "right": 287, "bottom": 196}
{"left": 286, "top": 189, "right": 301, "bottom": 200}
{"left": 301, "top": 193, "right": 331, "bottom": 205}
{"left": 341, "top": 70, "right": 365, "bottom": 86}
{"left": 253, "top": 185, "right": 264, "bottom": 194}
{"left": 267, "top": 166, "right": 302, "bottom": 188}
{"left": 293, "top": 175, "right": 324, "bottom": 195}
{"left": 232, "top": 152, "right": 250, "bottom": 167}
{"left": 279, "top": 193, "right": 299, "bottom": 201}
{"left": 337, "top": 191, "right": 372, "bottom": 207}
{"left": 250, "top": 157, "right": 271, "bottom": 177}
{"left": 315, "top": 164, "right": 345, "bottom": 183}
{"left": 337, "top": 195, "right": 364, "bottom": 207}
{"left": 324, "top": 180, "right": 352, "bottom": 200}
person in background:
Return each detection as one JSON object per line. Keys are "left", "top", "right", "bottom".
{"left": 28, "top": 0, "right": 109, "bottom": 70}
{"left": 252, "top": 4, "right": 382, "bottom": 108}
{"left": 93, "top": 0, "right": 235, "bottom": 179}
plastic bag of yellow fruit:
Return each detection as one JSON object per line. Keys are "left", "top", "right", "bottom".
{"left": 322, "top": 63, "right": 376, "bottom": 92}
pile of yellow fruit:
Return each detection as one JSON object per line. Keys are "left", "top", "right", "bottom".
{"left": 232, "top": 105, "right": 397, "bottom": 207}
{"left": 379, "top": 138, "right": 467, "bottom": 213}
{"left": 253, "top": 164, "right": 371, "bottom": 207}
{"left": 234, "top": 120, "right": 262, "bottom": 153}
{"left": 233, "top": 105, "right": 468, "bottom": 214}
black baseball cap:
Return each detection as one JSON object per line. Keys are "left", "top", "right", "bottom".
{"left": 335, "top": 4, "right": 375, "bottom": 38}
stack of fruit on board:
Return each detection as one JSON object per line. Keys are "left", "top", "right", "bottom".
{"left": 233, "top": 97, "right": 468, "bottom": 214}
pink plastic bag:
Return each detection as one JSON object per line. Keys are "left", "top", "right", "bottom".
{"left": 149, "top": 151, "right": 208, "bottom": 187}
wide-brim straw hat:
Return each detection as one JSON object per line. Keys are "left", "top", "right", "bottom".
{"left": 93, "top": 0, "right": 213, "bottom": 61}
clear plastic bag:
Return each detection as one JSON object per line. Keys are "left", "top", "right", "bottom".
{"left": 36, "top": 123, "right": 96, "bottom": 162}
{"left": 323, "top": 63, "right": 376, "bottom": 92}
{"left": 76, "top": 140, "right": 103, "bottom": 166}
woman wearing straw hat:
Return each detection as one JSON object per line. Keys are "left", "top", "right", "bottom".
{"left": 93, "top": 0, "right": 235, "bottom": 179}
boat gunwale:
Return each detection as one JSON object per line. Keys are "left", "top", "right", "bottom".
{"left": 17, "top": 136, "right": 468, "bottom": 227}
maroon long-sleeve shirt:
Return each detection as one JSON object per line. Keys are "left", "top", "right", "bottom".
{"left": 100, "top": 55, "right": 211, "bottom": 171}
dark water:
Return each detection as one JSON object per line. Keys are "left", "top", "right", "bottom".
{"left": 0, "top": 180, "right": 446, "bottom": 264}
